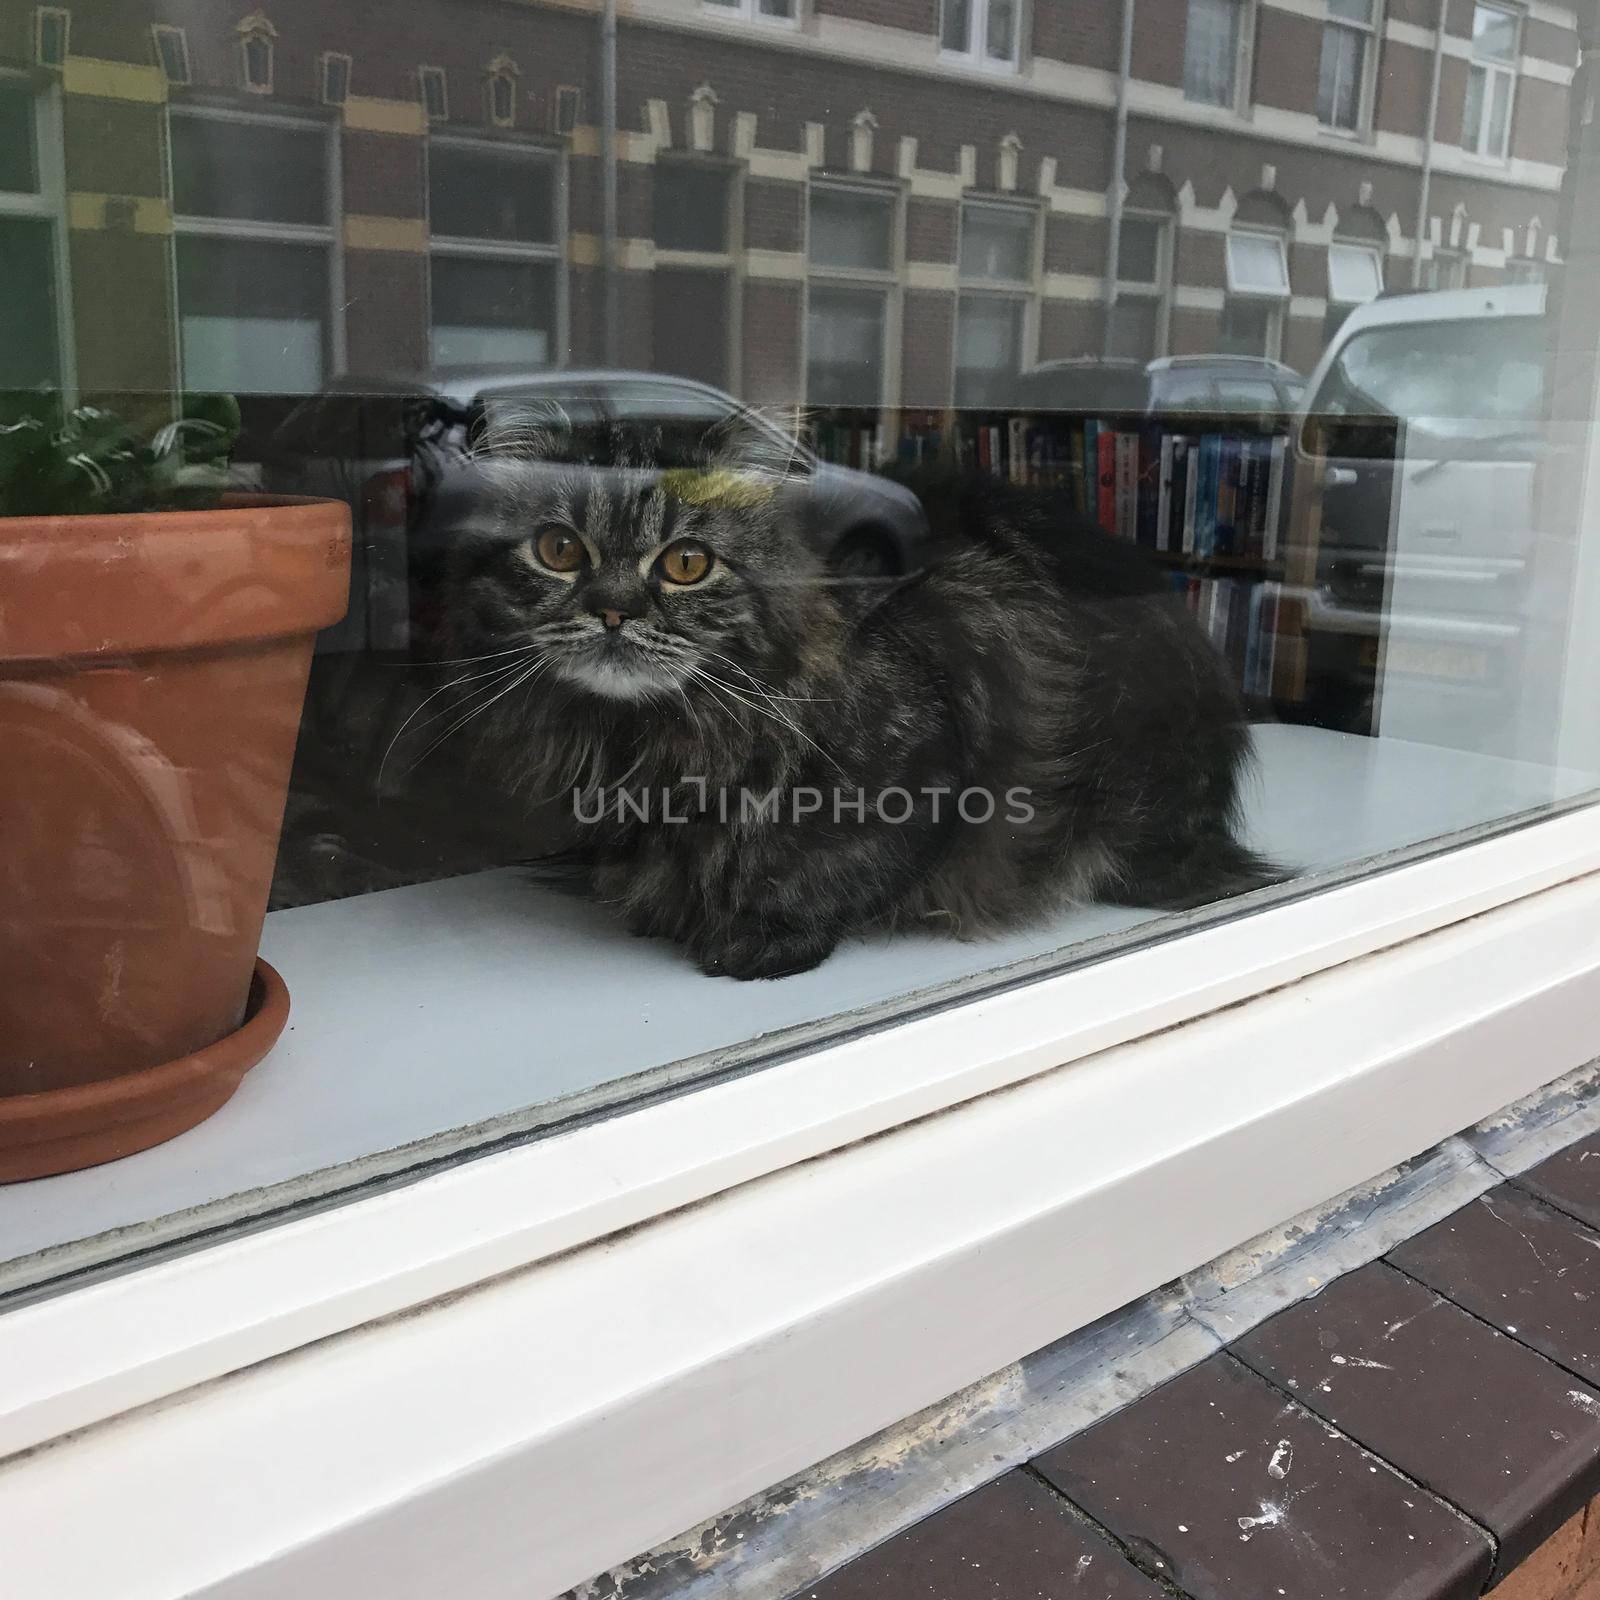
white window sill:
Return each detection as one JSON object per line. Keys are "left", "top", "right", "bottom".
{"left": 3, "top": 728, "right": 1600, "bottom": 1597}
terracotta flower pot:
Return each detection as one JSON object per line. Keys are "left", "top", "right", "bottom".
{"left": 0, "top": 496, "right": 351, "bottom": 1182}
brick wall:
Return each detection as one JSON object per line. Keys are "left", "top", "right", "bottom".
{"left": 1495, "top": 1492, "right": 1600, "bottom": 1600}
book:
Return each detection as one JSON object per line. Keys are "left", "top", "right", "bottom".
{"left": 1181, "top": 435, "right": 1200, "bottom": 553}
{"left": 1095, "top": 425, "right": 1116, "bottom": 534}
{"left": 1114, "top": 431, "right": 1138, "bottom": 540}
{"left": 1136, "top": 423, "right": 1162, "bottom": 548}
{"left": 1263, "top": 435, "right": 1288, "bottom": 561}
{"left": 1156, "top": 436, "right": 1176, "bottom": 554}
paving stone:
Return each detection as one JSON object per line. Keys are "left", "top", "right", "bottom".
{"left": 1232, "top": 1261, "right": 1600, "bottom": 1574}
{"left": 1516, "top": 1134, "right": 1600, "bottom": 1233}
{"left": 797, "top": 1470, "right": 1167, "bottom": 1600}
{"left": 1033, "top": 1352, "right": 1492, "bottom": 1600}
{"left": 1389, "top": 1184, "right": 1600, "bottom": 1388}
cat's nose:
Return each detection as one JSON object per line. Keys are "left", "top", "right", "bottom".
{"left": 599, "top": 608, "right": 627, "bottom": 631}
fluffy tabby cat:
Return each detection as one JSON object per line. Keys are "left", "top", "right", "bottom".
{"left": 435, "top": 416, "right": 1282, "bottom": 979}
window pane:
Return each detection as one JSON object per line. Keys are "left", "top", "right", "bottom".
{"left": 1184, "top": 0, "right": 1240, "bottom": 105}
{"left": 1226, "top": 232, "right": 1290, "bottom": 296}
{"left": 1328, "top": 242, "right": 1384, "bottom": 304}
{"left": 1328, "top": 0, "right": 1373, "bottom": 19}
{"left": 652, "top": 268, "right": 732, "bottom": 387}
{"left": 1317, "top": 24, "right": 1364, "bottom": 129}
{"left": 1107, "top": 295, "right": 1160, "bottom": 361}
{"left": 0, "top": 83, "right": 37, "bottom": 194}
{"left": 961, "top": 206, "right": 1033, "bottom": 281}
{"left": 1118, "top": 217, "right": 1163, "bottom": 286}
{"left": 177, "top": 236, "right": 327, "bottom": 393}
{"left": 1220, "top": 296, "right": 1273, "bottom": 355}
{"left": 955, "top": 292, "right": 1026, "bottom": 406}
{"left": 985, "top": 0, "right": 1018, "bottom": 60}
{"left": 1487, "top": 68, "right": 1514, "bottom": 158}
{"left": 429, "top": 146, "right": 556, "bottom": 244}
{"left": 759, "top": 0, "right": 796, "bottom": 16}
{"left": 809, "top": 188, "right": 894, "bottom": 271}
{"left": 941, "top": 0, "right": 971, "bottom": 53}
{"left": 171, "top": 117, "right": 327, "bottom": 226}
{"left": 806, "top": 284, "right": 885, "bottom": 404}
{"left": 653, "top": 164, "right": 731, "bottom": 253}
{"left": 1473, "top": 3, "right": 1519, "bottom": 62}
{"left": 430, "top": 256, "right": 556, "bottom": 365}
{"left": 1463, "top": 63, "right": 1488, "bottom": 150}
{"left": 0, "top": 218, "right": 58, "bottom": 390}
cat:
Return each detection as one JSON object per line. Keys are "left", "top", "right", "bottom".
{"left": 434, "top": 415, "right": 1283, "bottom": 980}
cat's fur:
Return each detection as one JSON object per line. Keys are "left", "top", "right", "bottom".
{"left": 438, "top": 423, "right": 1282, "bottom": 979}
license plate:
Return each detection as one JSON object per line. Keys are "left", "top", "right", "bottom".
{"left": 1381, "top": 638, "right": 1490, "bottom": 681}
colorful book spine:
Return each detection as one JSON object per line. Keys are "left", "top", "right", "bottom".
{"left": 1095, "top": 425, "right": 1117, "bottom": 535}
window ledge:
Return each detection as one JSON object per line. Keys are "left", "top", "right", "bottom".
{"left": 5, "top": 847, "right": 1600, "bottom": 1597}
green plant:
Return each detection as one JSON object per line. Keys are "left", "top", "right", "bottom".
{"left": 0, "top": 394, "right": 241, "bottom": 517}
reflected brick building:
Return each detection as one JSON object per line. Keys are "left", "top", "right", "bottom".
{"left": 0, "top": 0, "right": 1582, "bottom": 410}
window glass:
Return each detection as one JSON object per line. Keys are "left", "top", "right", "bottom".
{"left": 809, "top": 187, "right": 894, "bottom": 271}
{"left": 1184, "top": 0, "right": 1240, "bottom": 105}
{"left": 0, "top": 218, "right": 58, "bottom": 390}
{"left": 1328, "top": 242, "right": 1384, "bottom": 304}
{"left": 429, "top": 145, "right": 556, "bottom": 244}
{"left": 178, "top": 237, "right": 328, "bottom": 393}
{"left": 653, "top": 164, "right": 732, "bottom": 253}
{"left": 806, "top": 283, "right": 886, "bottom": 404}
{"left": 10, "top": 0, "right": 1600, "bottom": 1310}
{"left": 171, "top": 116, "right": 327, "bottom": 226}
{"left": 1226, "top": 231, "right": 1290, "bottom": 296}
{"left": 960, "top": 205, "right": 1033, "bottom": 281}
{"left": 0, "top": 85, "right": 37, "bottom": 195}
{"left": 430, "top": 256, "right": 556, "bottom": 366}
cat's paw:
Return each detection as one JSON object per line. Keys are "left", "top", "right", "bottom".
{"left": 694, "top": 925, "right": 836, "bottom": 981}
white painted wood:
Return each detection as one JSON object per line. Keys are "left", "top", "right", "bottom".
{"left": 4, "top": 868, "right": 1600, "bottom": 1600}
{"left": 4, "top": 798, "right": 1600, "bottom": 1468}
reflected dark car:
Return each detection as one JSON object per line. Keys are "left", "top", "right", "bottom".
{"left": 1012, "top": 354, "right": 1305, "bottom": 423}
{"left": 266, "top": 369, "right": 932, "bottom": 655}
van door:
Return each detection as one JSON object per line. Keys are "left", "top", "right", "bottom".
{"left": 1300, "top": 312, "right": 1546, "bottom": 757}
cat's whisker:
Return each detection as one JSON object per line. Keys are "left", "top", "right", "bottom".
{"left": 693, "top": 646, "right": 835, "bottom": 705}
{"left": 682, "top": 662, "right": 849, "bottom": 781}
{"left": 378, "top": 649, "right": 541, "bottom": 786}
{"left": 399, "top": 655, "right": 551, "bottom": 778}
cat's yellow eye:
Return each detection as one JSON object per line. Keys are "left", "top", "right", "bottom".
{"left": 535, "top": 527, "right": 585, "bottom": 573}
{"left": 657, "top": 539, "right": 714, "bottom": 586}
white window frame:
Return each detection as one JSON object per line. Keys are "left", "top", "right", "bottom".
{"left": 1462, "top": 1, "right": 1522, "bottom": 161}
{"left": 236, "top": 12, "right": 275, "bottom": 97}
{"left": 954, "top": 197, "right": 1038, "bottom": 404}
{"left": 151, "top": 23, "right": 190, "bottom": 87}
{"left": 168, "top": 105, "right": 346, "bottom": 388}
{"left": 804, "top": 177, "right": 902, "bottom": 411}
{"left": 1110, "top": 207, "right": 1175, "bottom": 360}
{"left": 484, "top": 53, "right": 520, "bottom": 129}
{"left": 939, "top": 0, "right": 1022, "bottom": 74}
{"left": 1223, "top": 225, "right": 1289, "bottom": 358}
{"left": 32, "top": 5, "right": 68, "bottom": 69}
{"left": 1423, "top": 245, "right": 1469, "bottom": 289}
{"left": 1316, "top": 0, "right": 1381, "bottom": 135}
{"left": 0, "top": 69, "right": 75, "bottom": 399}
{"left": 700, "top": 0, "right": 801, "bottom": 30}
{"left": 418, "top": 64, "right": 447, "bottom": 123}
{"left": 8, "top": 806, "right": 1600, "bottom": 1596}
{"left": 1326, "top": 237, "right": 1385, "bottom": 306}
{"left": 1182, "top": 0, "right": 1256, "bottom": 114}
{"left": 425, "top": 132, "right": 568, "bottom": 372}
{"left": 319, "top": 50, "right": 352, "bottom": 109}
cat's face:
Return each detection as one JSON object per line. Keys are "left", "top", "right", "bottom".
{"left": 450, "top": 460, "right": 824, "bottom": 707}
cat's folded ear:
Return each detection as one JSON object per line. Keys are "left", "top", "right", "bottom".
{"left": 702, "top": 405, "right": 810, "bottom": 484}
{"left": 472, "top": 397, "right": 575, "bottom": 463}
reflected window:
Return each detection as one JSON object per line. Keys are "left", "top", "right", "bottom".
{"left": 320, "top": 52, "right": 351, "bottom": 108}
{"left": 0, "top": 81, "right": 38, "bottom": 195}
{"left": 1463, "top": 2, "right": 1520, "bottom": 160}
{"left": 704, "top": 0, "right": 798, "bottom": 24}
{"left": 806, "top": 183, "right": 897, "bottom": 409}
{"left": 152, "top": 25, "right": 190, "bottom": 86}
{"left": 33, "top": 6, "right": 68, "bottom": 69}
{"left": 653, "top": 162, "right": 732, "bottom": 254}
{"left": 237, "top": 12, "right": 276, "bottom": 95}
{"left": 172, "top": 112, "right": 332, "bottom": 396}
{"left": 429, "top": 140, "right": 562, "bottom": 368}
{"left": 1423, "top": 248, "right": 1469, "bottom": 290}
{"left": 956, "top": 202, "right": 1034, "bottom": 406}
{"left": 1505, "top": 257, "right": 1545, "bottom": 285}
{"left": 1110, "top": 212, "right": 1172, "bottom": 360}
{"left": 419, "top": 65, "right": 448, "bottom": 122}
{"left": 1222, "top": 230, "right": 1289, "bottom": 357}
{"left": 1318, "top": 0, "right": 1377, "bottom": 132}
{"left": 941, "top": 0, "right": 1019, "bottom": 70}
{"left": 1324, "top": 240, "right": 1384, "bottom": 345}
{"left": 1184, "top": 0, "right": 1244, "bottom": 107}
{"left": 485, "top": 54, "right": 520, "bottom": 128}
